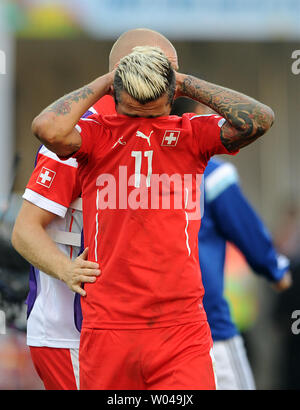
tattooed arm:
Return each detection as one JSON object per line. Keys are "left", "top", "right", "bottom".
{"left": 176, "top": 74, "right": 274, "bottom": 152}
{"left": 32, "top": 72, "right": 114, "bottom": 157}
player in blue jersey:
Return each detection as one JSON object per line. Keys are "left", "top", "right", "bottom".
{"left": 171, "top": 98, "right": 292, "bottom": 389}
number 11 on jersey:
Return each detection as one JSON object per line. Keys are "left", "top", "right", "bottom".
{"left": 131, "top": 150, "right": 153, "bottom": 188}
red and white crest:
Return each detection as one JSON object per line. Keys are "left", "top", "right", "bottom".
{"left": 161, "top": 130, "right": 180, "bottom": 147}
{"left": 36, "top": 167, "right": 56, "bottom": 188}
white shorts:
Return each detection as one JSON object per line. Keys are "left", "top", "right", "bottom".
{"left": 212, "top": 334, "right": 256, "bottom": 390}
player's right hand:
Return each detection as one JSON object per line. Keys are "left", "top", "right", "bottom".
{"left": 62, "top": 247, "right": 101, "bottom": 296}
{"left": 174, "top": 72, "right": 187, "bottom": 99}
{"left": 272, "top": 270, "right": 292, "bottom": 292}
{"left": 105, "top": 69, "right": 116, "bottom": 96}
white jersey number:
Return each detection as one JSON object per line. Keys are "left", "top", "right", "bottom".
{"left": 131, "top": 150, "right": 153, "bottom": 188}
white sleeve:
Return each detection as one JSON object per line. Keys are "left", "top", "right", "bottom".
{"left": 22, "top": 188, "right": 67, "bottom": 218}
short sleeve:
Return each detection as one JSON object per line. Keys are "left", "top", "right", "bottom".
{"left": 187, "top": 113, "right": 239, "bottom": 165}
{"left": 73, "top": 114, "right": 104, "bottom": 162}
{"left": 23, "top": 146, "right": 81, "bottom": 217}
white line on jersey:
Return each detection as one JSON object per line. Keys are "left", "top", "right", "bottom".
{"left": 184, "top": 188, "right": 191, "bottom": 256}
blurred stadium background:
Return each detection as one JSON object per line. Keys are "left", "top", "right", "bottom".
{"left": 0, "top": 0, "right": 299, "bottom": 390}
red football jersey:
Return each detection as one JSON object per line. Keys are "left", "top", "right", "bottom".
{"left": 74, "top": 112, "right": 236, "bottom": 329}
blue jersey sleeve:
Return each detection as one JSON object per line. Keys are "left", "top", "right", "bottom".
{"left": 206, "top": 162, "right": 290, "bottom": 282}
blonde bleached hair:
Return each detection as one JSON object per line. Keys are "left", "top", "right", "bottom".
{"left": 114, "top": 46, "right": 176, "bottom": 105}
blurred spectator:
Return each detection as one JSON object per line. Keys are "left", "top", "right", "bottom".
{"left": 275, "top": 201, "right": 300, "bottom": 267}
{"left": 0, "top": 204, "right": 42, "bottom": 389}
{"left": 273, "top": 200, "right": 300, "bottom": 389}
{"left": 0, "top": 329, "right": 43, "bottom": 390}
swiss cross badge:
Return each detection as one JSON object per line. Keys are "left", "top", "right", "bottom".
{"left": 161, "top": 130, "right": 180, "bottom": 147}
{"left": 36, "top": 167, "right": 56, "bottom": 188}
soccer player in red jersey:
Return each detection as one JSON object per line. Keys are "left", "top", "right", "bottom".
{"left": 12, "top": 29, "right": 179, "bottom": 390}
{"left": 31, "top": 46, "right": 274, "bottom": 389}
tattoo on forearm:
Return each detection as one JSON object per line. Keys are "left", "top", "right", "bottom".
{"left": 182, "top": 75, "right": 274, "bottom": 152}
{"left": 46, "top": 86, "right": 94, "bottom": 116}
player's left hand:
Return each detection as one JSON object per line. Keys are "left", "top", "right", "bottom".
{"left": 61, "top": 247, "right": 101, "bottom": 296}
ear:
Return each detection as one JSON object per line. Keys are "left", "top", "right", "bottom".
{"left": 108, "top": 84, "right": 114, "bottom": 97}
